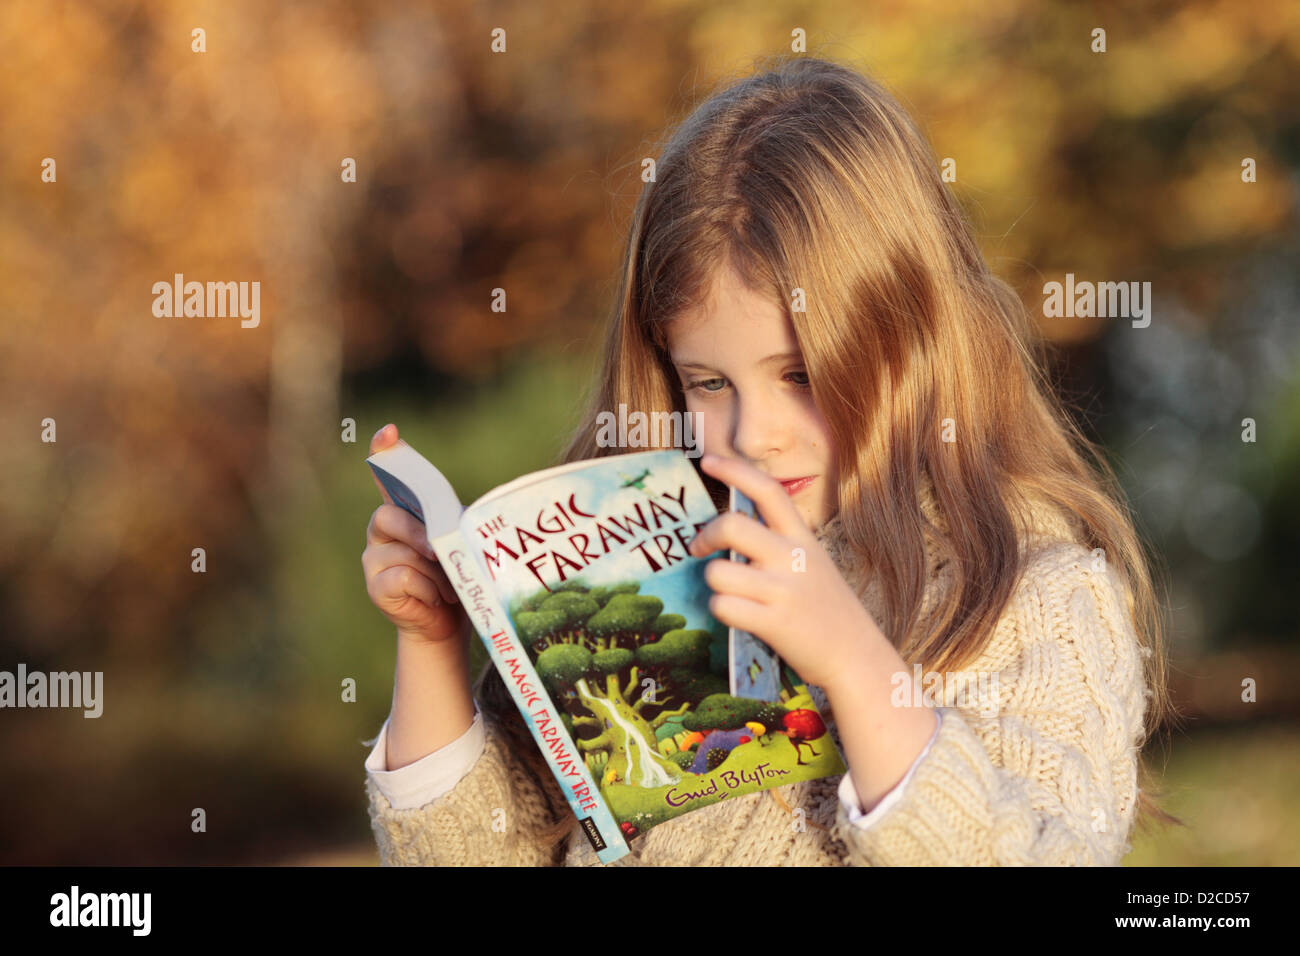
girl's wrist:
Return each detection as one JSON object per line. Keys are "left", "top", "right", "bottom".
{"left": 821, "top": 611, "right": 895, "bottom": 703}
{"left": 396, "top": 625, "right": 471, "bottom": 662}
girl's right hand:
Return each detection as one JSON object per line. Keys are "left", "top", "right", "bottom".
{"left": 362, "top": 423, "right": 471, "bottom": 647}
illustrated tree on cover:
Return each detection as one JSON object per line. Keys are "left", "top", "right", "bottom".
{"left": 519, "top": 581, "right": 732, "bottom": 788}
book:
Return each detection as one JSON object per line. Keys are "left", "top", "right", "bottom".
{"left": 726, "top": 485, "right": 785, "bottom": 702}
{"left": 365, "top": 440, "right": 847, "bottom": 864}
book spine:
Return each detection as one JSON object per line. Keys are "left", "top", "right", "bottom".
{"left": 430, "top": 527, "right": 630, "bottom": 865}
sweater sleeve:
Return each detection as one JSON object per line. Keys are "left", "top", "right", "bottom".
{"left": 831, "top": 545, "right": 1149, "bottom": 866}
{"left": 838, "top": 709, "right": 942, "bottom": 828}
{"left": 364, "top": 703, "right": 486, "bottom": 809}
{"left": 364, "top": 701, "right": 574, "bottom": 866}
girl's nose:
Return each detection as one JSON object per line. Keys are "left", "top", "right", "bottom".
{"left": 731, "top": 390, "right": 790, "bottom": 462}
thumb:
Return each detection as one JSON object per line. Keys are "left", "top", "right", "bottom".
{"left": 368, "top": 423, "right": 401, "bottom": 505}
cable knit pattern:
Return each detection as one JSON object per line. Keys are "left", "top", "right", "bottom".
{"left": 364, "top": 487, "right": 1150, "bottom": 866}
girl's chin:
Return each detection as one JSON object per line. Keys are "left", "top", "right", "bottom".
{"left": 808, "top": 507, "right": 838, "bottom": 533}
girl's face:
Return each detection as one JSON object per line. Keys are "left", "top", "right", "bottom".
{"left": 666, "top": 266, "right": 839, "bottom": 532}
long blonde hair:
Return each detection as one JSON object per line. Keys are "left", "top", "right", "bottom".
{"left": 478, "top": 54, "right": 1184, "bottom": 857}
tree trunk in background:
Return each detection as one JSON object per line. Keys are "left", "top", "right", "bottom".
{"left": 261, "top": 184, "right": 344, "bottom": 535}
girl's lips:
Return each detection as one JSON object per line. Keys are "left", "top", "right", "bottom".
{"left": 777, "top": 476, "right": 815, "bottom": 495}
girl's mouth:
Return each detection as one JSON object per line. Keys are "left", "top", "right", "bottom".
{"left": 777, "top": 476, "right": 815, "bottom": 495}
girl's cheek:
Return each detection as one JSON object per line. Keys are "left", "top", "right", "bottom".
{"left": 685, "top": 402, "right": 715, "bottom": 446}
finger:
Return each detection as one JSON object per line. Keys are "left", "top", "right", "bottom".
{"left": 366, "top": 503, "right": 457, "bottom": 604}
{"left": 702, "top": 555, "right": 779, "bottom": 605}
{"left": 707, "top": 592, "right": 770, "bottom": 636}
{"left": 363, "top": 540, "right": 443, "bottom": 586}
{"left": 698, "top": 454, "right": 806, "bottom": 539}
{"left": 367, "top": 503, "right": 436, "bottom": 557}
{"left": 430, "top": 561, "right": 459, "bottom": 605}
{"left": 365, "top": 534, "right": 458, "bottom": 605}
{"left": 371, "top": 564, "right": 442, "bottom": 610}
{"left": 369, "top": 423, "right": 400, "bottom": 456}
{"left": 688, "top": 511, "right": 785, "bottom": 566}
{"left": 368, "top": 424, "right": 401, "bottom": 505}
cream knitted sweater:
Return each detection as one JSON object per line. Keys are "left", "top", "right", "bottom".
{"left": 364, "top": 487, "right": 1150, "bottom": 866}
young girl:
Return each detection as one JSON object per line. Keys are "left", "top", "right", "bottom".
{"left": 360, "top": 55, "right": 1180, "bottom": 866}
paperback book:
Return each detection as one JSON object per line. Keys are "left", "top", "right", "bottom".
{"left": 365, "top": 441, "right": 846, "bottom": 864}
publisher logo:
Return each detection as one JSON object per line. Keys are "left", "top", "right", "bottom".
{"left": 578, "top": 816, "right": 608, "bottom": 852}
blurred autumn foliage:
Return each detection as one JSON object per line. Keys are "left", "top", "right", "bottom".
{"left": 0, "top": 0, "right": 1298, "bottom": 863}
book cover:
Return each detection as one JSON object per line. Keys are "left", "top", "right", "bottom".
{"left": 727, "top": 485, "right": 785, "bottom": 702}
{"left": 367, "top": 442, "right": 846, "bottom": 863}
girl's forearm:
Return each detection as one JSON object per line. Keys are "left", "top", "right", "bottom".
{"left": 824, "top": 638, "right": 941, "bottom": 814}
{"left": 385, "top": 619, "right": 477, "bottom": 771}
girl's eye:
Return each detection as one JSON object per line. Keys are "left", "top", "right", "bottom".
{"left": 685, "top": 377, "right": 726, "bottom": 393}
{"left": 682, "top": 372, "right": 811, "bottom": 394}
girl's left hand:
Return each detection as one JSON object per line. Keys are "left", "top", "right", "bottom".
{"left": 687, "top": 454, "right": 886, "bottom": 695}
